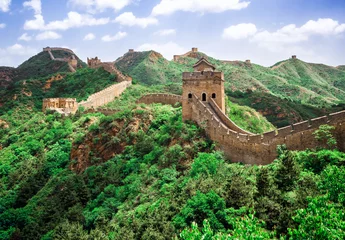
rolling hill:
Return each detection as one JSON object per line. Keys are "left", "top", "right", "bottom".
{"left": 0, "top": 49, "right": 86, "bottom": 90}
{"left": 114, "top": 49, "right": 344, "bottom": 126}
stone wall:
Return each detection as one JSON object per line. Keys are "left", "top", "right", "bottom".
{"left": 79, "top": 81, "right": 132, "bottom": 109}
{"left": 190, "top": 94, "right": 345, "bottom": 164}
{"left": 173, "top": 47, "right": 199, "bottom": 62}
{"left": 137, "top": 94, "right": 182, "bottom": 106}
{"left": 43, "top": 47, "right": 74, "bottom": 54}
{"left": 43, "top": 47, "right": 77, "bottom": 72}
{"left": 139, "top": 92, "right": 345, "bottom": 165}
{"left": 87, "top": 57, "right": 132, "bottom": 82}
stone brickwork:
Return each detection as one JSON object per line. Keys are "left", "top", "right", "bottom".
{"left": 137, "top": 94, "right": 182, "bottom": 106}
{"left": 87, "top": 57, "right": 132, "bottom": 82}
{"left": 43, "top": 47, "right": 74, "bottom": 55}
{"left": 42, "top": 98, "right": 78, "bottom": 115}
{"left": 182, "top": 58, "right": 225, "bottom": 121}
{"left": 174, "top": 47, "right": 200, "bottom": 61}
{"left": 43, "top": 47, "right": 77, "bottom": 72}
{"left": 79, "top": 81, "right": 132, "bottom": 109}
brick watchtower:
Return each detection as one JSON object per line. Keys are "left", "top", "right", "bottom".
{"left": 182, "top": 57, "right": 225, "bottom": 121}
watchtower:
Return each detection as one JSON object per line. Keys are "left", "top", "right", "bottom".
{"left": 182, "top": 57, "right": 225, "bottom": 121}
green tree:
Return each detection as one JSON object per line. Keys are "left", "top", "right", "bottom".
{"left": 313, "top": 124, "right": 337, "bottom": 149}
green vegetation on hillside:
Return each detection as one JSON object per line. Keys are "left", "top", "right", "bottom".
{"left": 227, "top": 99, "right": 275, "bottom": 134}
{"left": 115, "top": 50, "right": 345, "bottom": 127}
{"left": 1, "top": 97, "right": 345, "bottom": 239}
{"left": 1, "top": 49, "right": 345, "bottom": 239}
{"left": 0, "top": 68, "right": 117, "bottom": 115}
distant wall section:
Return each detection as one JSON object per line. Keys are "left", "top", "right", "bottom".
{"left": 137, "top": 94, "right": 182, "bottom": 106}
{"left": 79, "top": 81, "right": 132, "bottom": 109}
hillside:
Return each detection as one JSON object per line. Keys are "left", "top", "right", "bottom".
{"left": 114, "top": 49, "right": 345, "bottom": 127}
{"left": 115, "top": 50, "right": 192, "bottom": 86}
{"left": 116, "top": 50, "right": 345, "bottom": 108}
{"left": 0, "top": 49, "right": 86, "bottom": 91}
{"left": 1, "top": 85, "right": 345, "bottom": 239}
{"left": 0, "top": 67, "right": 16, "bottom": 88}
{"left": 0, "top": 67, "right": 118, "bottom": 115}
{"left": 337, "top": 65, "right": 345, "bottom": 71}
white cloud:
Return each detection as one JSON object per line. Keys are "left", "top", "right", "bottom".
{"left": 154, "top": 29, "right": 176, "bottom": 36}
{"left": 18, "top": 33, "right": 32, "bottom": 41}
{"left": 84, "top": 33, "right": 95, "bottom": 40}
{"left": 152, "top": 0, "right": 250, "bottom": 16}
{"left": 23, "top": 0, "right": 41, "bottom": 14}
{"left": 137, "top": 42, "right": 187, "bottom": 60}
{"left": 114, "top": 12, "right": 158, "bottom": 28}
{"left": 252, "top": 18, "right": 345, "bottom": 46}
{"left": 0, "top": 43, "right": 38, "bottom": 66}
{"left": 45, "top": 12, "right": 110, "bottom": 30}
{"left": 5, "top": 44, "right": 37, "bottom": 56}
{"left": 23, "top": 14, "right": 45, "bottom": 30}
{"left": 0, "top": 0, "right": 11, "bottom": 12}
{"left": 36, "top": 31, "right": 62, "bottom": 40}
{"left": 222, "top": 23, "right": 257, "bottom": 40}
{"left": 0, "top": 23, "right": 6, "bottom": 28}
{"left": 68, "top": 0, "right": 131, "bottom": 13}
{"left": 101, "top": 31, "right": 127, "bottom": 42}
{"left": 24, "top": 12, "right": 110, "bottom": 31}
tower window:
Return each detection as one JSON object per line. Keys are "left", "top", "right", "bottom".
{"left": 188, "top": 93, "right": 192, "bottom": 99}
{"left": 212, "top": 93, "right": 216, "bottom": 99}
{"left": 202, "top": 93, "right": 207, "bottom": 101}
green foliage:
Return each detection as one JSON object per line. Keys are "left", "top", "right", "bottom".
{"left": 173, "top": 191, "right": 229, "bottom": 231}
{"left": 1, "top": 53, "right": 345, "bottom": 239}
{"left": 313, "top": 124, "right": 337, "bottom": 149}
{"left": 227, "top": 99, "right": 275, "bottom": 134}
{"left": 179, "top": 220, "right": 230, "bottom": 240}
{"left": 289, "top": 196, "right": 345, "bottom": 239}
{"left": 190, "top": 152, "right": 223, "bottom": 178}
{"left": 319, "top": 165, "right": 345, "bottom": 205}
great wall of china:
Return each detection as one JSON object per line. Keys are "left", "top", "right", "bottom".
{"left": 42, "top": 52, "right": 132, "bottom": 115}
{"left": 43, "top": 47, "right": 78, "bottom": 72}
{"left": 138, "top": 93, "right": 345, "bottom": 165}
{"left": 41, "top": 47, "right": 345, "bottom": 165}
{"left": 138, "top": 54, "right": 345, "bottom": 165}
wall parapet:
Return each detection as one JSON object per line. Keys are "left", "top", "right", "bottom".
{"left": 79, "top": 81, "right": 132, "bottom": 109}
{"left": 137, "top": 94, "right": 182, "bottom": 106}
{"left": 187, "top": 94, "right": 345, "bottom": 164}
{"left": 43, "top": 47, "right": 74, "bottom": 54}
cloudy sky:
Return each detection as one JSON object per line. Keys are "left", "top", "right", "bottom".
{"left": 0, "top": 0, "right": 345, "bottom": 67}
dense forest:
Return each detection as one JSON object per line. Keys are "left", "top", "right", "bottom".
{"left": 1, "top": 49, "right": 345, "bottom": 239}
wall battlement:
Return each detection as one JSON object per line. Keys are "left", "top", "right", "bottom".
{"left": 79, "top": 81, "right": 132, "bottom": 109}
{"left": 182, "top": 71, "right": 224, "bottom": 80}
{"left": 43, "top": 47, "right": 75, "bottom": 54}
{"left": 137, "top": 94, "right": 182, "bottom": 106}
{"left": 173, "top": 47, "right": 200, "bottom": 62}
{"left": 43, "top": 47, "right": 77, "bottom": 72}
{"left": 87, "top": 57, "right": 132, "bottom": 82}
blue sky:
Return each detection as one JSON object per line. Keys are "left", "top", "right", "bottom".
{"left": 0, "top": 0, "right": 345, "bottom": 67}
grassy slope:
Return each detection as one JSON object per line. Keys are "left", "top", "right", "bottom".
{"left": 116, "top": 51, "right": 345, "bottom": 127}
{"left": 0, "top": 68, "right": 117, "bottom": 115}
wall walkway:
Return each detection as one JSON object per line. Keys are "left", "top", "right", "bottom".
{"left": 43, "top": 48, "right": 76, "bottom": 72}
{"left": 137, "top": 93, "right": 182, "bottom": 106}
{"left": 79, "top": 81, "right": 132, "bottom": 109}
